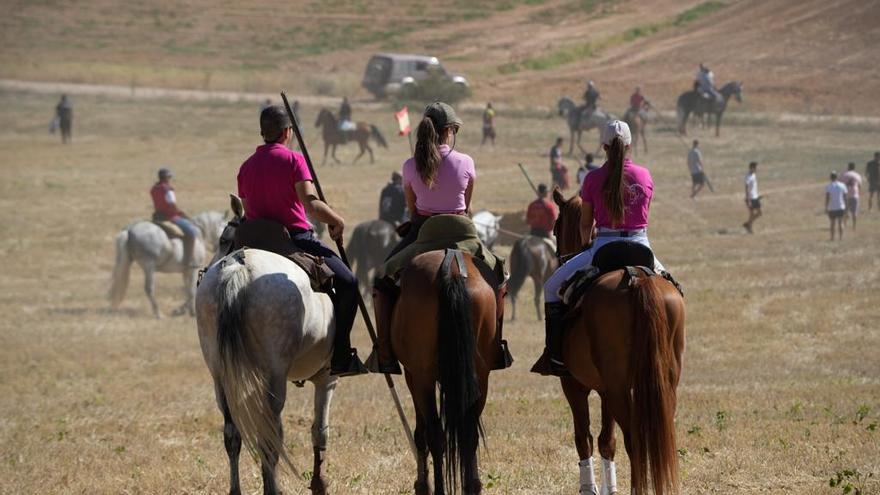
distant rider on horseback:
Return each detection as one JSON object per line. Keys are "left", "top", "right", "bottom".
{"left": 378, "top": 171, "right": 407, "bottom": 226}
{"left": 526, "top": 184, "right": 558, "bottom": 239}
{"left": 624, "top": 86, "right": 649, "bottom": 122}
{"left": 582, "top": 80, "right": 600, "bottom": 116}
{"left": 237, "top": 105, "right": 367, "bottom": 377}
{"left": 150, "top": 168, "right": 199, "bottom": 269}
{"left": 338, "top": 96, "right": 356, "bottom": 132}
{"left": 369, "top": 101, "right": 506, "bottom": 374}
{"left": 695, "top": 62, "right": 721, "bottom": 104}
{"left": 533, "top": 120, "right": 666, "bottom": 376}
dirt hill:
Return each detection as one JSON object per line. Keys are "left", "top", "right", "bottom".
{"left": 1, "top": 0, "right": 878, "bottom": 115}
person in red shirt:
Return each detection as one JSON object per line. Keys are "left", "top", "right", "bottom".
{"left": 526, "top": 184, "right": 558, "bottom": 238}
{"left": 150, "top": 168, "right": 199, "bottom": 268}
{"left": 237, "top": 105, "right": 366, "bottom": 377}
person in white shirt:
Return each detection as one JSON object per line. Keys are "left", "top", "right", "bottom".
{"left": 688, "top": 139, "right": 706, "bottom": 198}
{"left": 743, "top": 161, "right": 761, "bottom": 233}
{"left": 825, "top": 171, "right": 848, "bottom": 241}
{"left": 839, "top": 162, "right": 862, "bottom": 229}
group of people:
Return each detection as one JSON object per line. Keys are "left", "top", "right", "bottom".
{"left": 824, "top": 153, "right": 878, "bottom": 240}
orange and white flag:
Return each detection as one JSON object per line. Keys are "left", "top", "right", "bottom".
{"left": 395, "top": 106, "right": 411, "bottom": 136}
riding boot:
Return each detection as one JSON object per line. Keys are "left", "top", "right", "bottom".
{"left": 492, "top": 267, "right": 514, "bottom": 371}
{"left": 182, "top": 234, "right": 197, "bottom": 269}
{"left": 365, "top": 279, "right": 402, "bottom": 375}
{"left": 530, "top": 302, "right": 570, "bottom": 377}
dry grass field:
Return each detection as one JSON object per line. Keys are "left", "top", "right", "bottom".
{"left": 1, "top": 87, "right": 878, "bottom": 494}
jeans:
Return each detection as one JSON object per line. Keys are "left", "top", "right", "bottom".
{"left": 172, "top": 217, "right": 199, "bottom": 266}
{"left": 543, "top": 230, "right": 664, "bottom": 303}
{"left": 288, "top": 230, "right": 358, "bottom": 352}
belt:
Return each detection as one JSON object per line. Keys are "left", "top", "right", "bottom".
{"left": 596, "top": 229, "right": 646, "bottom": 238}
{"left": 415, "top": 209, "right": 468, "bottom": 218}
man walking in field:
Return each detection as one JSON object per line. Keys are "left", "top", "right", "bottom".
{"left": 826, "top": 171, "right": 847, "bottom": 241}
{"left": 688, "top": 140, "right": 706, "bottom": 198}
{"left": 743, "top": 161, "right": 761, "bottom": 233}
{"left": 840, "top": 162, "right": 862, "bottom": 229}
{"left": 55, "top": 94, "right": 73, "bottom": 144}
{"left": 866, "top": 152, "right": 879, "bottom": 211}
{"left": 481, "top": 102, "right": 496, "bottom": 148}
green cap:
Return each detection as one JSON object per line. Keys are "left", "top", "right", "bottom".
{"left": 424, "top": 101, "right": 463, "bottom": 129}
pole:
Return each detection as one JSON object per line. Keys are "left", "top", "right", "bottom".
{"left": 646, "top": 101, "right": 715, "bottom": 193}
{"left": 280, "top": 92, "right": 417, "bottom": 462}
{"left": 406, "top": 131, "right": 414, "bottom": 155}
{"left": 518, "top": 163, "right": 539, "bottom": 196}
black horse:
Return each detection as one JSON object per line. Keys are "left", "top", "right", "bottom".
{"left": 676, "top": 81, "right": 743, "bottom": 136}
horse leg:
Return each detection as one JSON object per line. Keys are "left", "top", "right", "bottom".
{"left": 641, "top": 127, "right": 648, "bottom": 154}
{"left": 332, "top": 144, "right": 340, "bottom": 165}
{"left": 532, "top": 273, "right": 542, "bottom": 322}
{"left": 309, "top": 369, "right": 338, "bottom": 495}
{"left": 598, "top": 395, "right": 618, "bottom": 495}
{"left": 715, "top": 112, "right": 722, "bottom": 137}
{"left": 569, "top": 129, "right": 575, "bottom": 156}
{"left": 260, "top": 376, "right": 287, "bottom": 495}
{"left": 407, "top": 372, "right": 438, "bottom": 495}
{"left": 353, "top": 142, "right": 366, "bottom": 165}
{"left": 143, "top": 263, "right": 161, "bottom": 318}
{"left": 175, "top": 267, "right": 197, "bottom": 316}
{"left": 603, "top": 390, "right": 635, "bottom": 495}
{"left": 561, "top": 377, "right": 598, "bottom": 495}
{"left": 367, "top": 143, "right": 374, "bottom": 164}
{"left": 217, "top": 384, "right": 242, "bottom": 495}
{"left": 322, "top": 142, "right": 329, "bottom": 166}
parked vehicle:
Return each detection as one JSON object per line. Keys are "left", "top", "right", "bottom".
{"left": 361, "top": 53, "right": 468, "bottom": 99}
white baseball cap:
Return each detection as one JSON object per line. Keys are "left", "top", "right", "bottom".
{"left": 602, "top": 120, "right": 632, "bottom": 146}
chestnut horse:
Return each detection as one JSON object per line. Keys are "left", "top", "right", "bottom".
{"left": 394, "top": 249, "right": 498, "bottom": 495}
{"left": 552, "top": 189, "right": 686, "bottom": 495}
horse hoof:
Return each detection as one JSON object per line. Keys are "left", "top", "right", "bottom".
{"left": 309, "top": 475, "right": 328, "bottom": 495}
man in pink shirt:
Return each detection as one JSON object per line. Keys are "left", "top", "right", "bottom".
{"left": 237, "top": 105, "right": 366, "bottom": 377}
{"left": 840, "top": 162, "right": 862, "bottom": 229}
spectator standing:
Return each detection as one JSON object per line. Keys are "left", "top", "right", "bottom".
{"left": 481, "top": 102, "right": 496, "bottom": 148}
{"left": 688, "top": 140, "right": 706, "bottom": 198}
{"left": 825, "top": 171, "right": 847, "bottom": 241}
{"left": 840, "top": 162, "right": 862, "bottom": 229}
{"left": 866, "top": 152, "right": 879, "bottom": 211}
{"left": 743, "top": 161, "right": 762, "bottom": 233}
{"left": 56, "top": 94, "right": 73, "bottom": 144}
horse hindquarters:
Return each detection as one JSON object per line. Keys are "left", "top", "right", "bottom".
{"left": 628, "top": 276, "right": 680, "bottom": 495}
{"left": 108, "top": 230, "right": 132, "bottom": 307}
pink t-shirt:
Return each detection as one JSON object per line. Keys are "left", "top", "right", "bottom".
{"left": 840, "top": 170, "right": 862, "bottom": 199}
{"left": 237, "top": 143, "right": 313, "bottom": 231}
{"left": 402, "top": 144, "right": 476, "bottom": 214}
{"left": 580, "top": 158, "right": 654, "bottom": 230}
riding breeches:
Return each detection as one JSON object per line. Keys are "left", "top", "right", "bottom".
{"left": 543, "top": 231, "right": 665, "bottom": 303}
{"left": 289, "top": 230, "right": 358, "bottom": 347}
{"left": 172, "top": 217, "right": 199, "bottom": 266}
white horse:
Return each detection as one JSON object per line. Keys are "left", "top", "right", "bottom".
{"left": 108, "top": 210, "right": 227, "bottom": 318}
{"left": 473, "top": 209, "right": 503, "bottom": 248}
{"left": 557, "top": 96, "right": 617, "bottom": 156}
{"left": 196, "top": 196, "right": 337, "bottom": 495}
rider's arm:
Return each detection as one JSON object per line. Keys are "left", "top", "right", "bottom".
{"left": 404, "top": 183, "right": 417, "bottom": 217}
{"left": 464, "top": 178, "right": 474, "bottom": 214}
{"left": 579, "top": 201, "right": 594, "bottom": 248}
{"left": 295, "top": 180, "right": 345, "bottom": 241}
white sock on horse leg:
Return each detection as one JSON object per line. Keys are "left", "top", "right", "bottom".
{"left": 601, "top": 458, "right": 617, "bottom": 495}
{"left": 579, "top": 457, "right": 599, "bottom": 495}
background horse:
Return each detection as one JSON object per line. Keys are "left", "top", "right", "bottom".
{"left": 315, "top": 108, "right": 388, "bottom": 165}
{"left": 108, "top": 210, "right": 226, "bottom": 318}
{"left": 507, "top": 235, "right": 558, "bottom": 321}
{"left": 346, "top": 219, "right": 397, "bottom": 299}
{"left": 394, "top": 249, "right": 498, "bottom": 495}
{"left": 557, "top": 97, "right": 616, "bottom": 156}
{"left": 676, "top": 81, "right": 743, "bottom": 136}
{"left": 195, "top": 197, "right": 338, "bottom": 495}
{"left": 551, "top": 189, "right": 686, "bottom": 495}
{"left": 472, "top": 210, "right": 502, "bottom": 248}
{"left": 624, "top": 109, "right": 649, "bottom": 155}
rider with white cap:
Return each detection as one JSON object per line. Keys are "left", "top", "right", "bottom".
{"left": 534, "top": 119, "right": 665, "bottom": 377}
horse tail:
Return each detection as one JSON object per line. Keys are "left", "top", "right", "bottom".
{"left": 370, "top": 125, "right": 388, "bottom": 148}
{"left": 437, "top": 252, "right": 484, "bottom": 492}
{"left": 507, "top": 238, "right": 529, "bottom": 301}
{"left": 108, "top": 229, "right": 132, "bottom": 307}
{"left": 629, "top": 275, "right": 679, "bottom": 495}
{"left": 215, "top": 256, "right": 296, "bottom": 475}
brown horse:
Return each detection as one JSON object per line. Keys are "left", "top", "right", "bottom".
{"left": 393, "top": 249, "right": 498, "bottom": 495}
{"left": 315, "top": 109, "right": 388, "bottom": 165}
{"left": 551, "top": 189, "right": 686, "bottom": 495}
{"left": 507, "top": 235, "right": 558, "bottom": 321}
{"left": 624, "top": 110, "right": 648, "bottom": 155}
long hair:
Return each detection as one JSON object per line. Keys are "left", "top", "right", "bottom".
{"left": 414, "top": 117, "right": 443, "bottom": 188}
{"left": 602, "top": 136, "right": 628, "bottom": 227}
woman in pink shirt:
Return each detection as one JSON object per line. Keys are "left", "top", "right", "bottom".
{"left": 370, "top": 102, "right": 477, "bottom": 374}
{"left": 535, "top": 120, "right": 665, "bottom": 376}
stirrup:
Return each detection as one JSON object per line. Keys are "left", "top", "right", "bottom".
{"left": 365, "top": 347, "right": 402, "bottom": 375}
{"left": 491, "top": 339, "right": 514, "bottom": 371}
{"left": 330, "top": 348, "right": 369, "bottom": 377}
{"left": 530, "top": 351, "right": 570, "bottom": 377}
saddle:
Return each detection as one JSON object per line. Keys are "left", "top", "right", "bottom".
{"left": 560, "top": 242, "right": 682, "bottom": 306}
{"left": 232, "top": 218, "right": 335, "bottom": 292}
{"left": 153, "top": 220, "right": 185, "bottom": 239}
